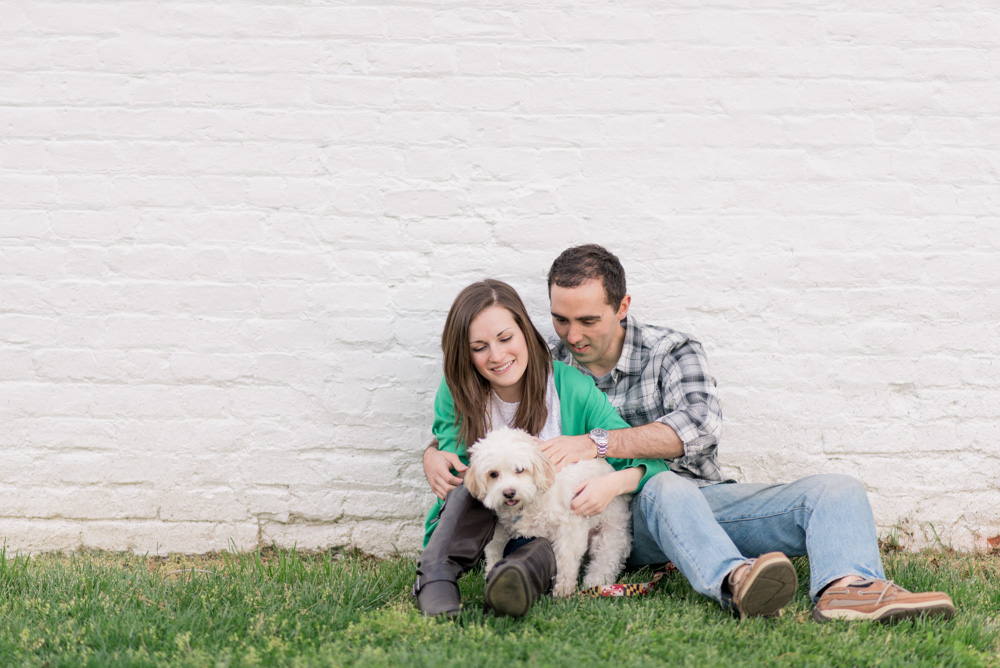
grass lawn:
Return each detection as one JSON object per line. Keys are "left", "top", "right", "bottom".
{"left": 1, "top": 544, "right": 998, "bottom": 667}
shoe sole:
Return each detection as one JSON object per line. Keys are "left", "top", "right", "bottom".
{"left": 485, "top": 563, "right": 532, "bottom": 617}
{"left": 737, "top": 554, "right": 798, "bottom": 618}
{"left": 812, "top": 599, "right": 955, "bottom": 623}
{"left": 426, "top": 607, "right": 461, "bottom": 619}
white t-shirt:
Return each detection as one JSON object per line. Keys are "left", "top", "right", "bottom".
{"left": 487, "top": 371, "right": 562, "bottom": 440}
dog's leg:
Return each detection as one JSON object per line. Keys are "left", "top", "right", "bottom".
{"left": 582, "top": 501, "right": 631, "bottom": 588}
{"left": 551, "top": 527, "right": 589, "bottom": 598}
{"left": 582, "top": 524, "right": 630, "bottom": 587}
{"left": 484, "top": 523, "right": 510, "bottom": 577}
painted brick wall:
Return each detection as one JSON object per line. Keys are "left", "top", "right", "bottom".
{"left": 1, "top": 1, "right": 997, "bottom": 556}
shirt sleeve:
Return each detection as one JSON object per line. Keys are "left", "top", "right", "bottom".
{"left": 431, "top": 375, "right": 468, "bottom": 462}
{"left": 653, "top": 338, "right": 724, "bottom": 469}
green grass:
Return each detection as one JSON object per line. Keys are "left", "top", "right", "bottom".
{"left": 1, "top": 544, "right": 998, "bottom": 667}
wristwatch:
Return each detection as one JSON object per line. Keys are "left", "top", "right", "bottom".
{"left": 588, "top": 428, "right": 610, "bottom": 459}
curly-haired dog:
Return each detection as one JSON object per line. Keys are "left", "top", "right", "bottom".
{"left": 464, "top": 427, "right": 631, "bottom": 598}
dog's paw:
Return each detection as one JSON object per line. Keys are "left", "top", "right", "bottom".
{"left": 582, "top": 573, "right": 615, "bottom": 588}
{"left": 552, "top": 581, "right": 577, "bottom": 598}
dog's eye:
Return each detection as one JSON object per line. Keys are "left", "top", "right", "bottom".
{"left": 489, "top": 471, "right": 499, "bottom": 479}
{"left": 514, "top": 466, "right": 525, "bottom": 474}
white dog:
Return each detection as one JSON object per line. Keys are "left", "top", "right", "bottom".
{"left": 464, "top": 427, "right": 632, "bottom": 598}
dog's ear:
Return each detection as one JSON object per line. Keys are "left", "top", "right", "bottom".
{"left": 464, "top": 459, "right": 485, "bottom": 500}
{"left": 531, "top": 443, "right": 556, "bottom": 492}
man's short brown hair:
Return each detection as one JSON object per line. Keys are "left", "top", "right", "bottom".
{"left": 547, "top": 244, "right": 626, "bottom": 307}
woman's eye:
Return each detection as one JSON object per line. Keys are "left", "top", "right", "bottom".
{"left": 499, "top": 336, "right": 512, "bottom": 343}
{"left": 472, "top": 346, "right": 486, "bottom": 353}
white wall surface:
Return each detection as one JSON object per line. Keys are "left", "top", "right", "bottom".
{"left": 1, "top": 0, "right": 998, "bottom": 556}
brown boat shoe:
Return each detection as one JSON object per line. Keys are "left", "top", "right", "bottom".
{"left": 812, "top": 578, "right": 955, "bottom": 623}
{"left": 728, "top": 552, "right": 798, "bottom": 619}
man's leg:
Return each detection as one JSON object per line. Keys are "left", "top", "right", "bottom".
{"left": 700, "top": 473, "right": 885, "bottom": 601}
{"left": 629, "top": 471, "right": 796, "bottom": 616}
{"left": 702, "top": 473, "right": 953, "bottom": 622}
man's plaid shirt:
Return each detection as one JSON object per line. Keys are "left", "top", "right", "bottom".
{"left": 550, "top": 315, "right": 727, "bottom": 487}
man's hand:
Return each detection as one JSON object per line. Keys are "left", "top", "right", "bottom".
{"left": 423, "top": 446, "right": 467, "bottom": 500}
{"left": 539, "top": 434, "right": 597, "bottom": 471}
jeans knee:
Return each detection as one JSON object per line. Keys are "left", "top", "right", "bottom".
{"left": 638, "top": 471, "right": 701, "bottom": 514}
{"left": 808, "top": 473, "right": 869, "bottom": 506}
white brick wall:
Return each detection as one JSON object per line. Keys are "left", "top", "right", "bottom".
{"left": 1, "top": 1, "right": 998, "bottom": 556}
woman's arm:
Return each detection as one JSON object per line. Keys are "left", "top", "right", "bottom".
{"left": 568, "top": 467, "right": 644, "bottom": 517}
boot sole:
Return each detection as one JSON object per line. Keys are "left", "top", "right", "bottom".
{"left": 485, "top": 563, "right": 532, "bottom": 617}
{"left": 736, "top": 554, "right": 798, "bottom": 618}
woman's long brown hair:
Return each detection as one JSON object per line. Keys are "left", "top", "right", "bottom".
{"left": 441, "top": 279, "right": 552, "bottom": 449}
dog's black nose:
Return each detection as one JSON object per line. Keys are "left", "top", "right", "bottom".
{"left": 503, "top": 488, "right": 516, "bottom": 499}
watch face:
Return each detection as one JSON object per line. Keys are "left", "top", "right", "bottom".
{"left": 591, "top": 428, "right": 609, "bottom": 443}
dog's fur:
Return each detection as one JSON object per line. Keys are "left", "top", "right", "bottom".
{"left": 464, "top": 427, "right": 631, "bottom": 598}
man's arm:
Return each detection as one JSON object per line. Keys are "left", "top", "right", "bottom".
{"left": 608, "top": 421, "right": 684, "bottom": 459}
{"left": 540, "top": 422, "right": 683, "bottom": 469}
{"left": 543, "top": 336, "right": 721, "bottom": 471}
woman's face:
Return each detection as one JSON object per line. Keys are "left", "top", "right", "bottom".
{"left": 468, "top": 305, "right": 529, "bottom": 403}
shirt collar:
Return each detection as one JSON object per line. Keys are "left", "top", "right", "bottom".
{"left": 614, "top": 314, "right": 646, "bottom": 377}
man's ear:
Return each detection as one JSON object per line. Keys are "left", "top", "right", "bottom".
{"left": 616, "top": 294, "right": 631, "bottom": 320}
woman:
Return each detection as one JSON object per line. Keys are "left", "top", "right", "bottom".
{"left": 414, "top": 279, "right": 667, "bottom": 617}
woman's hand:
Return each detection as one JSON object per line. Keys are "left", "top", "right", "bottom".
{"left": 423, "top": 445, "right": 467, "bottom": 500}
{"left": 569, "top": 467, "right": 644, "bottom": 517}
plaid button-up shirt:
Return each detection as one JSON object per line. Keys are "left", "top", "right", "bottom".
{"left": 550, "top": 315, "right": 726, "bottom": 486}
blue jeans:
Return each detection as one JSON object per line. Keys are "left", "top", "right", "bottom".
{"left": 627, "top": 471, "right": 885, "bottom": 605}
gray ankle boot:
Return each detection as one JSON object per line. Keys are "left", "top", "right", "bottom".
{"left": 413, "top": 485, "right": 496, "bottom": 617}
{"left": 484, "top": 538, "right": 556, "bottom": 617}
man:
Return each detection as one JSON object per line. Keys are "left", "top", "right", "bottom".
{"left": 536, "top": 244, "right": 955, "bottom": 622}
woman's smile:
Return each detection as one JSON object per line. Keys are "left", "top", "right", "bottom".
{"left": 469, "top": 305, "right": 529, "bottom": 403}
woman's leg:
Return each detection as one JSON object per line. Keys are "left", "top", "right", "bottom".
{"left": 414, "top": 485, "right": 496, "bottom": 616}
{"left": 484, "top": 537, "right": 556, "bottom": 617}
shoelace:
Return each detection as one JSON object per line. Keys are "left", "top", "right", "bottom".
{"left": 855, "top": 578, "right": 898, "bottom": 606}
